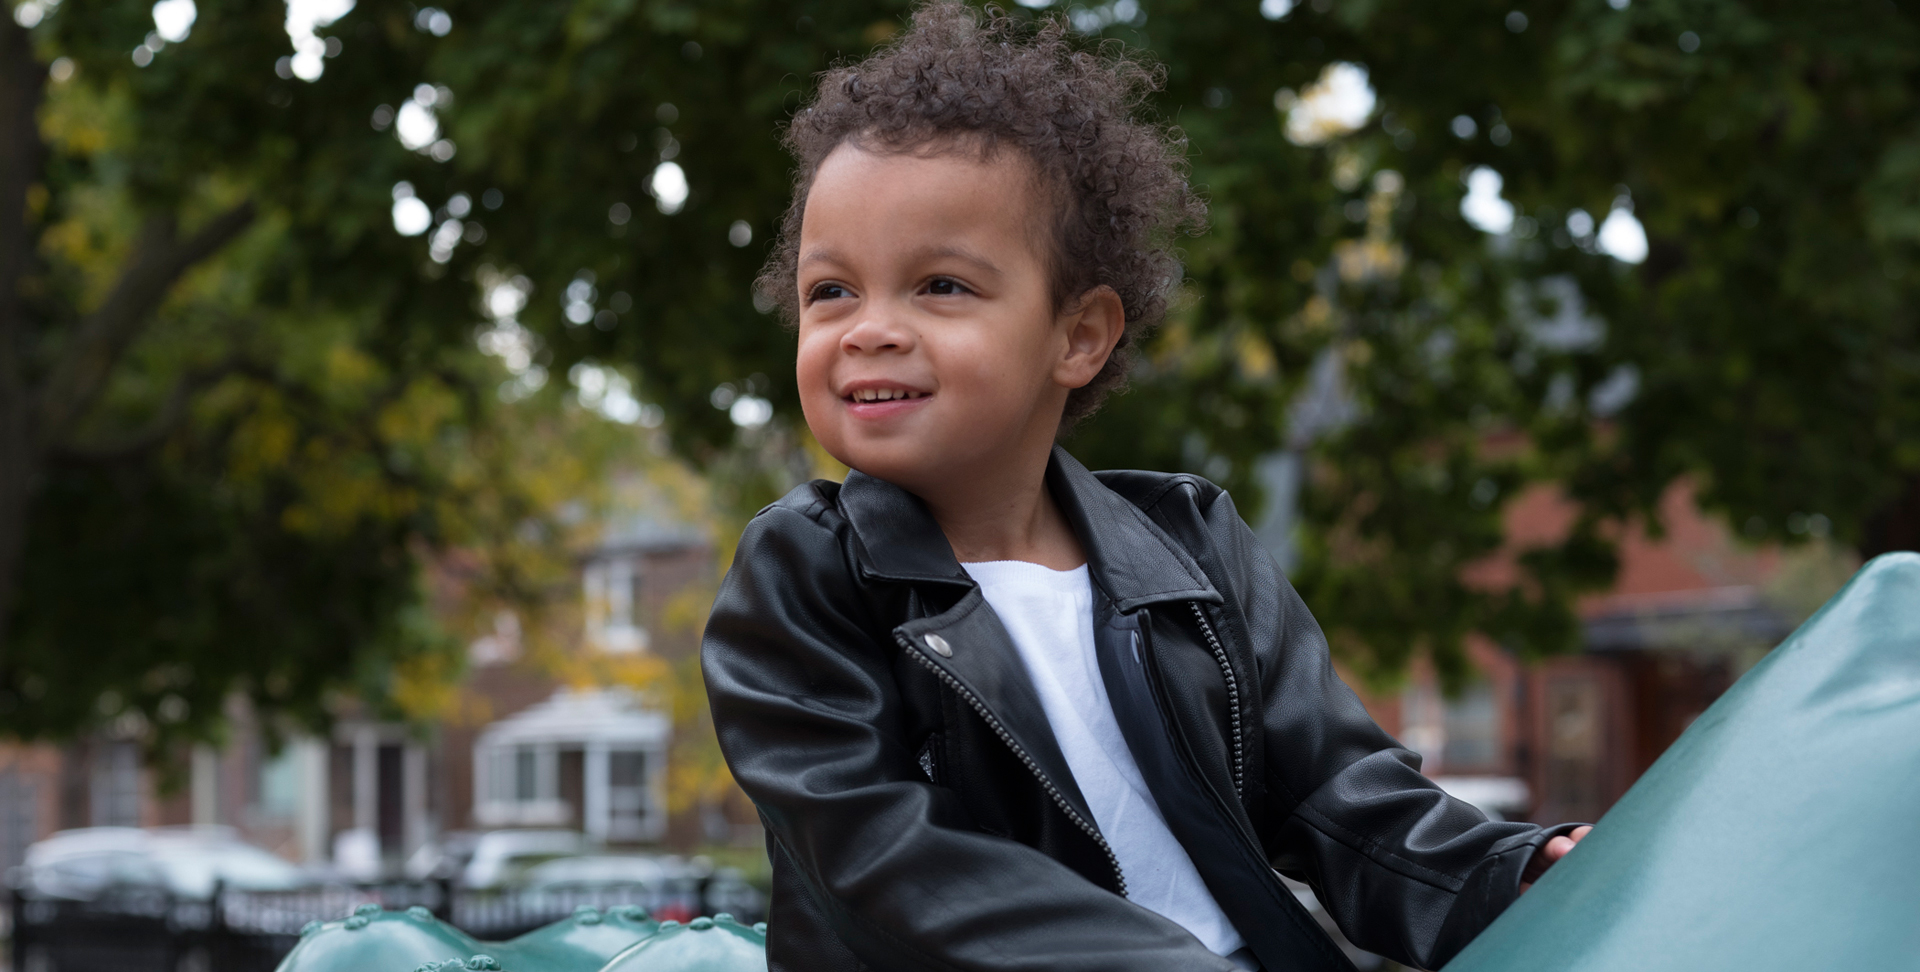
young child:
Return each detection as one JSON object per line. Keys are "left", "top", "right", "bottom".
{"left": 702, "top": 5, "right": 1588, "bottom": 970}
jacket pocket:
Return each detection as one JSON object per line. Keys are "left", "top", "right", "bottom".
{"left": 915, "top": 732, "right": 944, "bottom": 785}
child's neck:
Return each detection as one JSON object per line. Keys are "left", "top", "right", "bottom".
{"left": 917, "top": 452, "right": 1086, "bottom": 571}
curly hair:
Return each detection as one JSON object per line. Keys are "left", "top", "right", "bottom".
{"left": 758, "top": 1, "right": 1207, "bottom": 427}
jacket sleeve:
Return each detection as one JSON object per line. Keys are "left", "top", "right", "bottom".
{"left": 1192, "top": 487, "right": 1579, "bottom": 970}
{"left": 703, "top": 504, "right": 1241, "bottom": 972}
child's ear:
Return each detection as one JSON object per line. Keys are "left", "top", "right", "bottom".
{"left": 1055, "top": 286, "right": 1126, "bottom": 389}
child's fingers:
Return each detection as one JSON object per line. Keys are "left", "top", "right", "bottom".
{"left": 1543, "top": 826, "right": 1593, "bottom": 862}
{"left": 1523, "top": 826, "right": 1594, "bottom": 892}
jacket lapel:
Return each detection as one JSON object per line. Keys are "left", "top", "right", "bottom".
{"left": 835, "top": 449, "right": 1226, "bottom": 831}
{"left": 836, "top": 470, "right": 973, "bottom": 586}
{"left": 1046, "top": 446, "right": 1223, "bottom": 610}
{"left": 895, "top": 594, "right": 1097, "bottom": 827}
{"left": 838, "top": 470, "right": 1095, "bottom": 824}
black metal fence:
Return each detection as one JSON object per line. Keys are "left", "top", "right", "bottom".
{"left": 11, "top": 889, "right": 193, "bottom": 972}
{"left": 9, "top": 877, "right": 761, "bottom": 972}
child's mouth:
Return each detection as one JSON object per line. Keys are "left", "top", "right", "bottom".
{"left": 843, "top": 386, "right": 932, "bottom": 417}
{"left": 846, "top": 388, "right": 929, "bottom": 403}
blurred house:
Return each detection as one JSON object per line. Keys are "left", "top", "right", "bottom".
{"left": 430, "top": 513, "right": 729, "bottom": 854}
{"left": 0, "top": 511, "right": 721, "bottom": 874}
{"left": 1349, "top": 483, "right": 1811, "bottom": 826}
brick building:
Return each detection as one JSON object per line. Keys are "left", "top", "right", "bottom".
{"left": 0, "top": 510, "right": 719, "bottom": 875}
{"left": 1355, "top": 483, "right": 1810, "bottom": 826}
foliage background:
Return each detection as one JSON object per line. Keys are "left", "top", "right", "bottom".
{"left": 2, "top": 0, "right": 1914, "bottom": 758}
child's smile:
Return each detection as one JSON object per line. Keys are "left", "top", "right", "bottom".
{"left": 840, "top": 380, "right": 933, "bottom": 420}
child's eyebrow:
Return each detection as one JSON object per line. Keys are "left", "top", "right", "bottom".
{"left": 798, "top": 246, "right": 850, "bottom": 270}
{"left": 798, "top": 244, "right": 1005, "bottom": 279}
{"left": 910, "top": 244, "right": 1003, "bottom": 278}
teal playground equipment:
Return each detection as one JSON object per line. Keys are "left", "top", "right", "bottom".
{"left": 1449, "top": 552, "right": 1920, "bottom": 972}
{"left": 274, "top": 905, "right": 765, "bottom": 972}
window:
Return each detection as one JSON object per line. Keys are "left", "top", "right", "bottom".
{"left": 0, "top": 770, "right": 38, "bottom": 872}
{"left": 1401, "top": 679, "right": 1502, "bottom": 774}
{"left": 1442, "top": 682, "right": 1501, "bottom": 771}
{"left": 515, "top": 748, "right": 538, "bottom": 802}
{"left": 477, "top": 743, "right": 567, "bottom": 827}
{"left": 472, "top": 690, "right": 668, "bottom": 835}
{"left": 609, "top": 750, "right": 645, "bottom": 790}
{"left": 91, "top": 741, "right": 141, "bottom": 827}
{"left": 584, "top": 557, "right": 648, "bottom": 653}
{"left": 607, "top": 750, "right": 651, "bottom": 841}
{"left": 257, "top": 747, "right": 300, "bottom": 819}
{"left": 1544, "top": 677, "right": 1605, "bottom": 821}
{"left": 1400, "top": 683, "right": 1445, "bottom": 769}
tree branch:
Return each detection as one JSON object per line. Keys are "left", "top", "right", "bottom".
{"left": 47, "top": 360, "right": 248, "bottom": 463}
{"left": 36, "top": 201, "right": 256, "bottom": 444}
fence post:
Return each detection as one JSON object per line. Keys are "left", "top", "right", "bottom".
{"left": 209, "top": 876, "right": 228, "bottom": 966}
{"left": 9, "top": 883, "right": 24, "bottom": 969}
{"left": 163, "top": 886, "right": 185, "bottom": 972}
{"left": 433, "top": 876, "right": 454, "bottom": 923}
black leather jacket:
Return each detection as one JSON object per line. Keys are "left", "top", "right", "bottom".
{"left": 703, "top": 448, "right": 1572, "bottom": 972}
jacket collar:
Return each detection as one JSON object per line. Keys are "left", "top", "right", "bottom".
{"left": 848, "top": 447, "right": 1221, "bottom": 852}
{"left": 840, "top": 445, "right": 1221, "bottom": 610}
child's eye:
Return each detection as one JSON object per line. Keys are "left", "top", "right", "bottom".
{"left": 926, "top": 277, "right": 971, "bottom": 296}
{"left": 807, "top": 282, "right": 850, "bottom": 303}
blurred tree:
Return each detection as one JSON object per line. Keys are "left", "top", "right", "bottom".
{"left": 408, "top": 0, "right": 1920, "bottom": 688}
{"left": 5, "top": 0, "right": 1915, "bottom": 738}
{"left": 418, "top": 0, "right": 1920, "bottom": 688}
{"left": 1080, "top": 0, "right": 1920, "bottom": 686}
{"left": 0, "top": 0, "right": 646, "bottom": 752}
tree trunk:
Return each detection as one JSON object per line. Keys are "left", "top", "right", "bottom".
{"left": 0, "top": 438, "right": 33, "bottom": 657}
{"left": 0, "top": 21, "right": 254, "bottom": 654}
{"left": 0, "top": 16, "right": 47, "bottom": 656}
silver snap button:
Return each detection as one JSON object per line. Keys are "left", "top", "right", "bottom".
{"left": 925, "top": 633, "right": 953, "bottom": 657}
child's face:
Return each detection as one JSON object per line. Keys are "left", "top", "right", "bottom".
{"left": 794, "top": 143, "right": 1119, "bottom": 496}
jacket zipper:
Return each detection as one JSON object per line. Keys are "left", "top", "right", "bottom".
{"left": 898, "top": 633, "right": 1129, "bottom": 897}
{"left": 1189, "top": 602, "right": 1245, "bottom": 797}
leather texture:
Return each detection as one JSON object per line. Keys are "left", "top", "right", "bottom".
{"left": 1444, "top": 552, "right": 1920, "bottom": 972}
{"left": 1093, "top": 606, "right": 1357, "bottom": 972}
{"left": 702, "top": 447, "right": 1571, "bottom": 972}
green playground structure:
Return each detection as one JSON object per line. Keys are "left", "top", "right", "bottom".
{"left": 1449, "top": 552, "right": 1920, "bottom": 971}
{"left": 274, "top": 904, "right": 766, "bottom": 972}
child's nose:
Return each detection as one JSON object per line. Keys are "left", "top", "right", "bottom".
{"left": 841, "top": 308, "right": 915, "bottom": 354}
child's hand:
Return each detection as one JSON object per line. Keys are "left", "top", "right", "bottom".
{"left": 1519, "top": 826, "right": 1592, "bottom": 893}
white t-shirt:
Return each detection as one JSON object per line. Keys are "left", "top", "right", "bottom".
{"left": 960, "top": 560, "right": 1246, "bottom": 958}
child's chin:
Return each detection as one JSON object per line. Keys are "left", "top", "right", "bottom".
{"left": 838, "top": 445, "right": 937, "bottom": 487}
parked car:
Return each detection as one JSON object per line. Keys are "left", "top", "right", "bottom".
{"left": 457, "top": 830, "right": 590, "bottom": 890}
{"left": 516, "top": 853, "right": 678, "bottom": 893}
{"left": 511, "top": 853, "right": 701, "bottom": 923}
{"left": 401, "top": 830, "right": 483, "bottom": 882}
{"left": 14, "top": 826, "right": 311, "bottom": 901}
{"left": 699, "top": 866, "right": 767, "bottom": 926}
